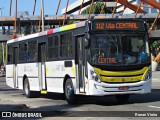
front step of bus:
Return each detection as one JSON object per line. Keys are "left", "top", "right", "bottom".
{"left": 40, "top": 90, "right": 47, "bottom": 94}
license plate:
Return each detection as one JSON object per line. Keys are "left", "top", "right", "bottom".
{"left": 118, "top": 86, "right": 129, "bottom": 90}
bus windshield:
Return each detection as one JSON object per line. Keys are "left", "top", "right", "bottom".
{"left": 90, "top": 33, "right": 150, "bottom": 66}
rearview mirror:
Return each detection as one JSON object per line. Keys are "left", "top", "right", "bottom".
{"left": 85, "top": 38, "right": 89, "bottom": 48}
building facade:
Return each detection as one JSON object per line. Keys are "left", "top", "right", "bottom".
{"left": 140, "top": 0, "right": 160, "bottom": 13}
{"left": 117, "top": 0, "right": 160, "bottom": 14}
{"left": 61, "top": 0, "right": 116, "bottom": 14}
{"left": 62, "top": 0, "right": 160, "bottom": 15}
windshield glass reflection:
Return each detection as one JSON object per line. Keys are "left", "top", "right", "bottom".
{"left": 90, "top": 34, "right": 150, "bottom": 66}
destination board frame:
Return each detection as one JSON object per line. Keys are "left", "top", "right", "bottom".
{"left": 91, "top": 19, "right": 145, "bottom": 31}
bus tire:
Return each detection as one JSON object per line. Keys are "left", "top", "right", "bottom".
{"left": 115, "top": 94, "right": 130, "bottom": 104}
{"left": 64, "top": 78, "right": 76, "bottom": 104}
{"left": 23, "top": 78, "right": 38, "bottom": 98}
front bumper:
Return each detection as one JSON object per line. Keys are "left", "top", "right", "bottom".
{"left": 88, "top": 79, "right": 151, "bottom": 96}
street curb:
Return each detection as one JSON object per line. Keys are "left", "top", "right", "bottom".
{"left": 152, "top": 78, "right": 159, "bottom": 81}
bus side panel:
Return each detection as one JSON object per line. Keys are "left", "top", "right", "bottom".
{"left": 75, "top": 64, "right": 79, "bottom": 94}
{"left": 46, "top": 78, "right": 64, "bottom": 93}
{"left": 64, "top": 60, "right": 76, "bottom": 94}
{"left": 6, "top": 64, "right": 14, "bottom": 88}
{"left": 45, "top": 60, "right": 75, "bottom": 93}
{"left": 28, "top": 77, "right": 40, "bottom": 91}
{"left": 19, "top": 63, "right": 40, "bottom": 91}
{"left": 17, "top": 64, "right": 24, "bottom": 89}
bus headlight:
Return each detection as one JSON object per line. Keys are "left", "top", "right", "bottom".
{"left": 90, "top": 70, "right": 101, "bottom": 83}
{"left": 144, "top": 66, "right": 151, "bottom": 81}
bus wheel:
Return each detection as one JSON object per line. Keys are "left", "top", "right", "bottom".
{"left": 24, "top": 78, "right": 37, "bottom": 98}
{"left": 65, "top": 78, "right": 76, "bottom": 104}
{"left": 115, "top": 94, "right": 130, "bottom": 104}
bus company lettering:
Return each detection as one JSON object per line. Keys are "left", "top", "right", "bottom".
{"left": 98, "top": 57, "right": 116, "bottom": 64}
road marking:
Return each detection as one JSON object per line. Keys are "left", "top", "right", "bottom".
{"left": 148, "top": 105, "right": 160, "bottom": 109}
{"left": 152, "top": 78, "right": 159, "bottom": 81}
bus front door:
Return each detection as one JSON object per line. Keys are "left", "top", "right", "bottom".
{"left": 13, "top": 47, "right": 18, "bottom": 88}
{"left": 38, "top": 43, "right": 47, "bottom": 93}
{"left": 76, "top": 36, "right": 85, "bottom": 93}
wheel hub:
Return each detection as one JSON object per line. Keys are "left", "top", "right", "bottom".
{"left": 24, "top": 81, "right": 29, "bottom": 95}
{"left": 66, "top": 83, "right": 72, "bottom": 98}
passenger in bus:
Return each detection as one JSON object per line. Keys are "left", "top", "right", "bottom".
{"left": 110, "top": 46, "right": 116, "bottom": 55}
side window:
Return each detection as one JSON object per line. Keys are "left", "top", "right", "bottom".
{"left": 60, "top": 33, "right": 73, "bottom": 58}
{"left": 48, "top": 35, "right": 59, "bottom": 59}
{"left": 7, "top": 44, "right": 13, "bottom": 64}
{"left": 19, "top": 42, "right": 28, "bottom": 62}
{"left": 28, "top": 40, "right": 37, "bottom": 61}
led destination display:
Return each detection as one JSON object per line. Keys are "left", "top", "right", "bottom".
{"left": 92, "top": 20, "right": 145, "bottom": 31}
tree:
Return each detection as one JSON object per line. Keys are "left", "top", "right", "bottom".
{"left": 81, "top": 2, "right": 113, "bottom": 14}
{"left": 0, "top": 43, "right": 7, "bottom": 66}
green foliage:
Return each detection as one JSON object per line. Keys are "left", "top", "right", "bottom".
{"left": 67, "top": 20, "right": 76, "bottom": 25}
{"left": 0, "top": 43, "right": 6, "bottom": 66}
{"left": 81, "top": 2, "right": 113, "bottom": 14}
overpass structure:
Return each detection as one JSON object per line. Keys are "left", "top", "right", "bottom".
{"left": 0, "top": 0, "right": 160, "bottom": 42}
{"left": 0, "top": 13, "right": 160, "bottom": 42}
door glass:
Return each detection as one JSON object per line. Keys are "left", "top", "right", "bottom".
{"left": 77, "top": 36, "right": 85, "bottom": 92}
{"left": 14, "top": 47, "right": 18, "bottom": 88}
{"left": 38, "top": 43, "right": 47, "bottom": 90}
{"left": 41, "top": 44, "right": 46, "bottom": 63}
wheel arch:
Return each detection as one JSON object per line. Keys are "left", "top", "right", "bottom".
{"left": 23, "top": 74, "right": 28, "bottom": 89}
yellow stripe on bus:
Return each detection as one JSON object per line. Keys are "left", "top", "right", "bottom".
{"left": 41, "top": 90, "right": 47, "bottom": 94}
{"left": 94, "top": 67, "right": 148, "bottom": 83}
{"left": 46, "top": 68, "right": 48, "bottom": 76}
{"left": 94, "top": 67, "right": 148, "bottom": 76}
{"left": 60, "top": 24, "right": 75, "bottom": 31}
{"left": 101, "top": 75, "right": 143, "bottom": 83}
{"left": 71, "top": 67, "right": 75, "bottom": 77}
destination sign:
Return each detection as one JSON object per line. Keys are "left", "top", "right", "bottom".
{"left": 92, "top": 20, "right": 145, "bottom": 31}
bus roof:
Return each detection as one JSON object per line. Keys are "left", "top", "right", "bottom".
{"left": 7, "top": 21, "right": 86, "bottom": 44}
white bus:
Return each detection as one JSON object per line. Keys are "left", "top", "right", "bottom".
{"left": 6, "top": 19, "right": 151, "bottom": 104}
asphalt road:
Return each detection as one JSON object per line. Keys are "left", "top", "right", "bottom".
{"left": 0, "top": 72, "right": 160, "bottom": 119}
